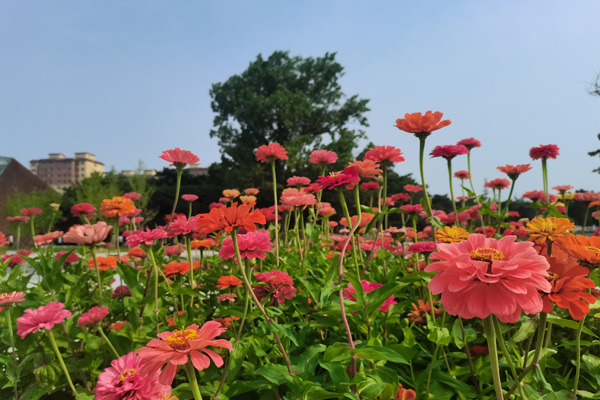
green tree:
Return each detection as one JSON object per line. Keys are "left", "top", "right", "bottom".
{"left": 588, "top": 133, "right": 600, "bottom": 173}
{"left": 209, "top": 51, "right": 370, "bottom": 188}
{"left": 4, "top": 189, "right": 62, "bottom": 238}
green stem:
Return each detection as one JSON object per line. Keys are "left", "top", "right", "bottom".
{"left": 503, "top": 179, "right": 516, "bottom": 218}
{"left": 147, "top": 249, "right": 160, "bottom": 314}
{"left": 6, "top": 308, "right": 18, "bottom": 400}
{"left": 382, "top": 166, "right": 389, "bottom": 229}
{"left": 90, "top": 246, "right": 103, "bottom": 306}
{"left": 236, "top": 288, "right": 250, "bottom": 344}
{"left": 16, "top": 225, "right": 20, "bottom": 251}
{"left": 446, "top": 159, "right": 459, "bottom": 225}
{"left": 541, "top": 158, "right": 549, "bottom": 204}
{"left": 166, "top": 168, "right": 183, "bottom": 232}
{"left": 493, "top": 316, "right": 527, "bottom": 399}
{"left": 466, "top": 152, "right": 486, "bottom": 228}
{"left": 418, "top": 137, "right": 432, "bottom": 218}
{"left": 98, "top": 326, "right": 120, "bottom": 359}
{"left": 185, "top": 236, "right": 195, "bottom": 308}
{"left": 271, "top": 160, "right": 280, "bottom": 266}
{"left": 48, "top": 330, "right": 79, "bottom": 398}
{"left": 574, "top": 315, "right": 586, "bottom": 394}
{"left": 184, "top": 362, "right": 203, "bottom": 400}
{"left": 483, "top": 316, "right": 504, "bottom": 400}
{"left": 30, "top": 216, "right": 37, "bottom": 248}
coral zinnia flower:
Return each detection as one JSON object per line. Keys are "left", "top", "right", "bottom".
{"left": 16, "top": 302, "right": 72, "bottom": 338}
{"left": 216, "top": 275, "right": 243, "bottom": 289}
{"left": 404, "top": 184, "right": 423, "bottom": 193}
{"left": 456, "top": 138, "right": 481, "bottom": 150}
{"left": 71, "top": 203, "right": 96, "bottom": 218}
{"left": 344, "top": 280, "right": 397, "bottom": 312}
{"left": 0, "top": 291, "right": 25, "bottom": 307}
{"left": 524, "top": 217, "right": 574, "bottom": 244}
{"left": 524, "top": 190, "right": 558, "bottom": 203}
{"left": 197, "top": 202, "right": 266, "bottom": 235}
{"left": 556, "top": 234, "right": 600, "bottom": 266}
{"left": 553, "top": 185, "right": 574, "bottom": 193}
{"left": 63, "top": 221, "right": 113, "bottom": 246}
{"left": 316, "top": 167, "right": 360, "bottom": 190}
{"left": 137, "top": 321, "right": 233, "bottom": 385}
{"left": 21, "top": 207, "right": 43, "bottom": 216}
{"left": 101, "top": 197, "right": 136, "bottom": 218}
{"left": 426, "top": 234, "right": 551, "bottom": 323}
{"left": 253, "top": 270, "right": 297, "bottom": 305}
{"left": 287, "top": 176, "right": 311, "bottom": 187}
{"left": 88, "top": 256, "right": 118, "bottom": 271}
{"left": 529, "top": 144, "right": 559, "bottom": 160}
{"left": 7, "top": 216, "right": 29, "bottom": 222}
{"left": 436, "top": 226, "right": 469, "bottom": 243}
{"left": 222, "top": 189, "right": 240, "bottom": 199}
{"left": 430, "top": 145, "right": 469, "bottom": 159}
{"left": 182, "top": 194, "right": 198, "bottom": 202}
{"left": 497, "top": 164, "right": 532, "bottom": 181}
{"left": 244, "top": 188, "right": 260, "bottom": 195}
{"left": 407, "top": 241, "right": 436, "bottom": 254}
{"left": 219, "top": 230, "right": 273, "bottom": 261}
{"left": 159, "top": 148, "right": 200, "bottom": 167}
{"left": 542, "top": 256, "right": 596, "bottom": 320}
{"left": 364, "top": 146, "right": 405, "bottom": 166}
{"left": 454, "top": 170, "right": 470, "bottom": 180}
{"left": 348, "top": 159, "right": 383, "bottom": 179}
{"left": 392, "top": 384, "right": 417, "bottom": 400}
{"left": 78, "top": 306, "right": 109, "bottom": 326}
{"left": 34, "top": 231, "right": 63, "bottom": 246}
{"left": 255, "top": 143, "right": 288, "bottom": 163}
{"left": 395, "top": 111, "right": 451, "bottom": 138}
{"left": 94, "top": 352, "right": 170, "bottom": 400}
{"left": 280, "top": 188, "right": 317, "bottom": 207}
{"left": 361, "top": 182, "right": 379, "bottom": 191}
{"left": 309, "top": 149, "right": 338, "bottom": 165}
{"left": 484, "top": 178, "right": 510, "bottom": 190}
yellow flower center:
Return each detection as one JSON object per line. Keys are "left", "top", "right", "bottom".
{"left": 547, "top": 271, "right": 560, "bottom": 282}
{"left": 165, "top": 329, "right": 198, "bottom": 350}
{"left": 118, "top": 368, "right": 137, "bottom": 381}
{"left": 470, "top": 248, "right": 504, "bottom": 262}
{"left": 585, "top": 246, "right": 600, "bottom": 255}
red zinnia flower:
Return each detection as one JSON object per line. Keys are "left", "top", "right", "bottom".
{"left": 137, "top": 322, "right": 233, "bottom": 385}
{"left": 78, "top": 306, "right": 109, "bottom": 326}
{"left": 361, "top": 182, "right": 379, "bottom": 191}
{"left": 21, "top": 207, "right": 43, "bottom": 216}
{"left": 497, "top": 164, "right": 532, "bottom": 181}
{"left": 71, "top": 203, "right": 97, "bottom": 218}
{"left": 430, "top": 145, "right": 468, "bottom": 159}
{"left": 456, "top": 137, "right": 482, "bottom": 150}
{"left": 454, "top": 170, "right": 470, "bottom": 180}
{"left": 529, "top": 144, "right": 559, "bottom": 160}
{"left": 484, "top": 178, "right": 511, "bottom": 190}
{"left": 395, "top": 111, "right": 451, "bottom": 138}
{"left": 426, "top": 234, "right": 551, "bottom": 323}
{"left": 159, "top": 148, "right": 200, "bottom": 167}
{"left": 364, "top": 146, "right": 405, "bottom": 165}
{"left": 216, "top": 275, "right": 243, "bottom": 289}
{"left": 255, "top": 143, "right": 288, "bottom": 163}
{"left": 197, "top": 202, "right": 266, "bottom": 235}
{"left": 309, "top": 149, "right": 338, "bottom": 165}
{"left": 404, "top": 184, "right": 423, "bottom": 193}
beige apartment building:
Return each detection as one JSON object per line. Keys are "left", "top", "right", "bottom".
{"left": 30, "top": 152, "right": 104, "bottom": 192}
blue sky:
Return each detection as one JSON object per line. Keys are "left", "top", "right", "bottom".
{"left": 1, "top": 1, "right": 600, "bottom": 198}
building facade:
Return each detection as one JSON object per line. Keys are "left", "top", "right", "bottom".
{"left": 30, "top": 152, "right": 104, "bottom": 191}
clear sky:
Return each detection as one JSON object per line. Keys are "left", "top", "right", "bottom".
{"left": 1, "top": 1, "right": 600, "bottom": 198}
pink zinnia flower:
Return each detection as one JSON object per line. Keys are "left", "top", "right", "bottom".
{"left": 137, "top": 321, "right": 233, "bottom": 385}
{"left": 529, "top": 144, "right": 559, "bottom": 160}
{"left": 426, "top": 234, "right": 551, "bottom": 323}
{"left": 454, "top": 170, "right": 470, "bottom": 180}
{"left": 159, "top": 148, "right": 200, "bottom": 167}
{"left": 16, "top": 302, "right": 72, "bottom": 338}
{"left": 399, "top": 204, "right": 423, "bottom": 214}
{"left": 255, "top": 143, "right": 288, "bottom": 163}
{"left": 524, "top": 190, "right": 558, "bottom": 203}
{"left": 112, "top": 285, "right": 132, "bottom": 299}
{"left": 78, "top": 306, "right": 109, "bottom": 326}
{"left": 123, "top": 192, "right": 142, "bottom": 201}
{"left": 456, "top": 138, "right": 482, "bottom": 150}
{"left": 553, "top": 185, "right": 573, "bottom": 193}
{"left": 219, "top": 230, "right": 273, "bottom": 261}
{"left": 21, "top": 207, "right": 43, "bottom": 216}
{"left": 316, "top": 167, "right": 360, "bottom": 191}
{"left": 63, "top": 222, "right": 112, "bottom": 246}
{"left": 34, "top": 231, "right": 63, "bottom": 246}
{"left": 253, "top": 270, "right": 296, "bottom": 305}
{"left": 364, "top": 146, "right": 405, "bottom": 165}
{"left": 280, "top": 188, "right": 317, "bottom": 207}
{"left": 407, "top": 241, "right": 436, "bottom": 254}
{"left": 309, "top": 149, "right": 338, "bottom": 165}
{"left": 573, "top": 192, "right": 600, "bottom": 202}
{"left": 497, "top": 164, "right": 532, "bottom": 181}
{"left": 217, "top": 293, "right": 237, "bottom": 303}
{"left": 125, "top": 228, "right": 168, "bottom": 247}
{"left": 258, "top": 206, "right": 281, "bottom": 222}
{"left": 209, "top": 202, "right": 225, "bottom": 210}
{"left": 0, "top": 292, "right": 25, "bottom": 307}
{"left": 484, "top": 178, "right": 511, "bottom": 190}
{"left": 71, "top": 203, "right": 96, "bottom": 218}
{"left": 404, "top": 184, "right": 423, "bottom": 193}
{"left": 167, "top": 215, "right": 200, "bottom": 237}
{"left": 182, "top": 194, "right": 198, "bottom": 202}
{"left": 343, "top": 280, "right": 397, "bottom": 312}
{"left": 94, "top": 352, "right": 170, "bottom": 400}
{"left": 286, "top": 176, "right": 311, "bottom": 187}
{"left": 164, "top": 245, "right": 184, "bottom": 256}
{"left": 430, "top": 145, "right": 469, "bottom": 159}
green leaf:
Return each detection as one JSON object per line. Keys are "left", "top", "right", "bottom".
{"left": 352, "top": 346, "right": 408, "bottom": 364}
{"left": 510, "top": 318, "right": 538, "bottom": 343}
{"left": 302, "top": 386, "right": 344, "bottom": 399}
{"left": 366, "top": 282, "right": 405, "bottom": 316}
{"left": 359, "top": 383, "right": 388, "bottom": 399}
{"left": 116, "top": 263, "right": 143, "bottom": 299}
{"left": 324, "top": 342, "right": 351, "bottom": 362}
{"left": 255, "top": 364, "right": 289, "bottom": 385}
{"left": 547, "top": 314, "right": 597, "bottom": 337}
{"left": 270, "top": 321, "right": 299, "bottom": 346}
{"left": 428, "top": 325, "right": 452, "bottom": 346}
{"left": 319, "top": 360, "right": 349, "bottom": 387}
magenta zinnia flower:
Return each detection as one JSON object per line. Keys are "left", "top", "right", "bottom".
{"left": 316, "top": 167, "right": 360, "bottom": 190}
{"left": 456, "top": 137, "right": 482, "bottom": 150}
{"left": 430, "top": 145, "right": 469, "bottom": 160}
{"left": 137, "top": 321, "right": 233, "bottom": 385}
{"left": 219, "top": 230, "right": 273, "bottom": 261}
{"left": 426, "top": 234, "right": 551, "bottom": 323}
{"left": 71, "top": 203, "right": 96, "bottom": 218}
{"left": 78, "top": 306, "right": 109, "bottom": 326}
{"left": 182, "top": 194, "right": 198, "bottom": 202}
{"left": 309, "top": 149, "right": 338, "bottom": 165}
{"left": 529, "top": 144, "right": 559, "bottom": 160}
{"left": 94, "top": 352, "right": 170, "bottom": 400}
{"left": 125, "top": 228, "right": 168, "bottom": 248}
{"left": 16, "top": 302, "right": 72, "bottom": 338}
{"left": 63, "top": 222, "right": 112, "bottom": 246}
{"left": 159, "top": 148, "right": 200, "bottom": 167}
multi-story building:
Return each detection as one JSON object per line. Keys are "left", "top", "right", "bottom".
{"left": 30, "top": 152, "right": 104, "bottom": 192}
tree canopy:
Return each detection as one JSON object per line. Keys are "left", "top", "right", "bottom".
{"left": 209, "top": 51, "right": 370, "bottom": 187}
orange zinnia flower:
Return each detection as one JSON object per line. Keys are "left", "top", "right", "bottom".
{"left": 435, "top": 226, "right": 469, "bottom": 243}
{"left": 395, "top": 111, "right": 451, "bottom": 138}
{"left": 197, "top": 202, "right": 266, "bottom": 234}
{"left": 88, "top": 256, "right": 118, "bottom": 271}
{"left": 100, "top": 196, "right": 136, "bottom": 218}
{"left": 524, "top": 217, "right": 574, "bottom": 244}
{"left": 347, "top": 160, "right": 382, "bottom": 179}
{"left": 339, "top": 213, "right": 374, "bottom": 229}
{"left": 542, "top": 256, "right": 597, "bottom": 320}
{"left": 556, "top": 234, "right": 600, "bottom": 266}
{"left": 190, "top": 239, "right": 215, "bottom": 249}
{"left": 222, "top": 189, "right": 240, "bottom": 199}
{"left": 216, "top": 275, "right": 242, "bottom": 289}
